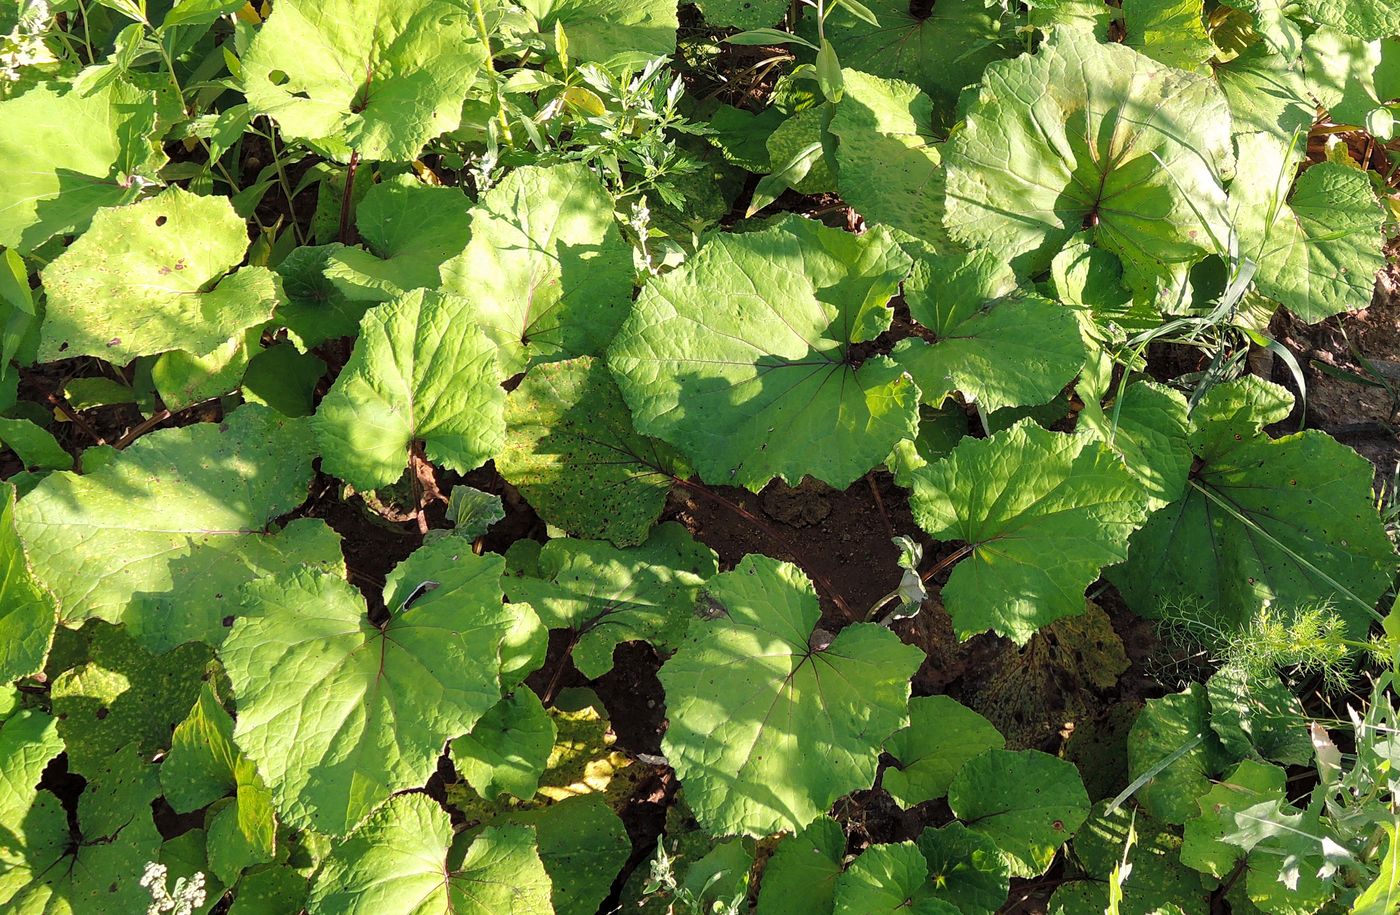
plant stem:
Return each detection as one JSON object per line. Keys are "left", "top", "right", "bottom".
{"left": 45, "top": 391, "right": 105, "bottom": 446}
{"left": 113, "top": 408, "right": 172, "bottom": 449}
{"left": 338, "top": 150, "right": 360, "bottom": 245}
{"left": 469, "top": 0, "right": 513, "bottom": 145}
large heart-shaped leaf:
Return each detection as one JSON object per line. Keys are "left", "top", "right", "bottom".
{"left": 944, "top": 30, "right": 1234, "bottom": 288}
{"left": 833, "top": 842, "right": 959, "bottom": 915}
{"left": 325, "top": 175, "right": 473, "bottom": 303}
{"left": 38, "top": 186, "right": 280, "bottom": 363}
{"left": 609, "top": 217, "right": 920, "bottom": 491}
{"left": 1230, "top": 135, "right": 1385, "bottom": 321}
{"left": 892, "top": 250, "right": 1085, "bottom": 412}
{"left": 498, "top": 795, "right": 631, "bottom": 915}
{"left": 1111, "top": 379, "right": 1396, "bottom": 633}
{"left": 816, "top": 0, "right": 1017, "bottom": 121}
{"left": 0, "top": 80, "right": 165, "bottom": 252}
{"left": 947, "top": 748, "right": 1090, "bottom": 877}
{"left": 313, "top": 289, "right": 507, "bottom": 491}
{"left": 882, "top": 695, "right": 1004, "bottom": 808}
{"left": 1300, "top": 0, "right": 1399, "bottom": 39}
{"left": 15, "top": 405, "right": 341, "bottom": 651}
{"left": 440, "top": 163, "right": 634, "bottom": 372}
{"left": 755, "top": 816, "right": 846, "bottom": 915}
{"left": 497, "top": 356, "right": 685, "bottom": 546}
{"left": 242, "top": 0, "right": 486, "bottom": 161}
{"left": 503, "top": 522, "right": 717, "bottom": 678}
{"left": 309, "top": 793, "right": 552, "bottom": 914}
{"left": 910, "top": 420, "right": 1149, "bottom": 643}
{"left": 221, "top": 541, "right": 517, "bottom": 835}
{"left": 829, "top": 69, "right": 949, "bottom": 246}
{"left": 658, "top": 554, "right": 924, "bottom": 836}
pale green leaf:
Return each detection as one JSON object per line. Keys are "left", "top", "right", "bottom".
{"left": 829, "top": 70, "right": 949, "bottom": 246}
{"left": 503, "top": 522, "right": 716, "bottom": 678}
{"left": 49, "top": 621, "right": 214, "bottom": 776}
{"left": 1299, "top": 0, "right": 1400, "bottom": 40}
{"left": 1112, "top": 379, "right": 1396, "bottom": 633}
{"left": 38, "top": 186, "right": 280, "bottom": 363}
{"left": 324, "top": 176, "right": 473, "bottom": 303}
{"left": 1180, "top": 758, "right": 1286, "bottom": 877}
{"left": 892, "top": 250, "right": 1085, "bottom": 412}
{"left": 16, "top": 405, "right": 342, "bottom": 650}
{"left": 532, "top": 0, "right": 679, "bottom": 65}
{"left": 1076, "top": 380, "right": 1192, "bottom": 510}
{"left": 1206, "top": 666, "right": 1312, "bottom": 766}
{"left": 755, "top": 815, "right": 845, "bottom": 915}
{"left": 450, "top": 689, "right": 556, "bottom": 801}
{"left": 816, "top": 0, "right": 1016, "bottom": 121}
{"left": 1127, "top": 684, "right": 1234, "bottom": 825}
{"left": 243, "top": 0, "right": 487, "bottom": 161}
{"left": 1122, "top": 0, "right": 1214, "bottom": 71}
{"left": 222, "top": 542, "right": 518, "bottom": 835}
{"left": 440, "top": 164, "right": 634, "bottom": 372}
{"left": 308, "top": 794, "right": 553, "bottom": 914}
{"left": 659, "top": 554, "right": 924, "bottom": 835}
{"left": 917, "top": 822, "right": 1011, "bottom": 913}
{"left": 312, "top": 288, "right": 507, "bottom": 491}
{"left": 0, "top": 80, "right": 165, "bottom": 252}
{"left": 609, "top": 218, "right": 920, "bottom": 491}
{"left": 500, "top": 795, "right": 631, "bottom": 915}
{"left": 0, "top": 484, "right": 55, "bottom": 682}
{"left": 944, "top": 30, "right": 1234, "bottom": 289}
{"left": 910, "top": 421, "right": 1149, "bottom": 643}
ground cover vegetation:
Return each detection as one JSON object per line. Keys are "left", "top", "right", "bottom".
{"left": 1, "top": 0, "right": 1400, "bottom": 912}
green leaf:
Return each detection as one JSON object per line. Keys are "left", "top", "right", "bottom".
{"left": 499, "top": 795, "right": 631, "bottom": 915}
{"left": 892, "top": 251, "right": 1086, "bottom": 412}
{"left": 1230, "top": 138, "right": 1386, "bottom": 321}
{"left": 1056, "top": 801, "right": 1210, "bottom": 914}
{"left": 324, "top": 176, "right": 473, "bottom": 303}
{"left": 273, "top": 244, "right": 369, "bottom": 350}
{"left": 38, "top": 186, "right": 281, "bottom": 363}
{"left": 1127, "top": 683, "right": 1234, "bottom": 825}
{"left": 1206, "top": 666, "right": 1312, "bottom": 766}
{"left": 309, "top": 794, "right": 553, "bottom": 914}
{"left": 609, "top": 218, "right": 920, "bottom": 491}
{"left": 222, "top": 542, "right": 518, "bottom": 835}
{"left": 816, "top": 0, "right": 1016, "bottom": 122}
{"left": 0, "top": 709, "right": 64, "bottom": 841}
{"left": 1353, "top": 820, "right": 1400, "bottom": 915}
{"left": 909, "top": 421, "right": 1149, "bottom": 643}
{"left": 697, "top": 0, "right": 786, "bottom": 29}
{"left": 947, "top": 748, "right": 1090, "bottom": 877}
{"left": 443, "top": 485, "right": 505, "bottom": 540}
{"left": 0, "top": 419, "right": 71, "bottom": 472}
{"left": 451, "top": 689, "right": 556, "bottom": 801}
{"left": 504, "top": 522, "right": 716, "bottom": 677}
{"left": 755, "top": 815, "right": 845, "bottom": 915}
{"left": 829, "top": 70, "right": 949, "bottom": 246}
{"left": 659, "top": 554, "right": 924, "bottom": 835}
{"left": 0, "top": 80, "right": 165, "bottom": 252}
{"left": 16, "top": 405, "right": 342, "bottom": 650}
{"left": 152, "top": 328, "right": 258, "bottom": 412}
{"left": 4, "top": 742, "right": 163, "bottom": 915}
{"left": 241, "top": 343, "right": 327, "bottom": 418}
{"left": 49, "top": 621, "right": 214, "bottom": 776}
{"left": 882, "top": 695, "right": 1005, "bottom": 808}
{"left": 498, "top": 356, "right": 683, "bottom": 546}
{"left": 916, "top": 822, "right": 1011, "bottom": 913}
{"left": 834, "top": 842, "right": 958, "bottom": 914}
{"left": 1076, "top": 380, "right": 1192, "bottom": 510}
{"left": 242, "top": 0, "right": 487, "bottom": 161}
{"left": 440, "top": 164, "right": 634, "bottom": 372}
{"left": 1303, "top": 30, "right": 1400, "bottom": 137}
{"left": 1299, "top": 0, "right": 1399, "bottom": 40}
{"left": 532, "top": 0, "right": 679, "bottom": 65}
{"left": 944, "top": 30, "right": 1234, "bottom": 289}
{"left": 161, "top": 683, "right": 240, "bottom": 813}
{"left": 0, "top": 484, "right": 54, "bottom": 682}
{"left": 312, "top": 289, "right": 507, "bottom": 491}
{"left": 1112, "top": 378, "right": 1396, "bottom": 634}
{"left": 1122, "top": 0, "right": 1214, "bottom": 71}
{"left": 1180, "top": 758, "right": 1286, "bottom": 877}
{"left": 1215, "top": 44, "right": 1314, "bottom": 145}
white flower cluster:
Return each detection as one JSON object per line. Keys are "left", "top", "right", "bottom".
{"left": 0, "top": 0, "right": 55, "bottom": 84}
{"left": 139, "top": 861, "right": 208, "bottom": 915}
